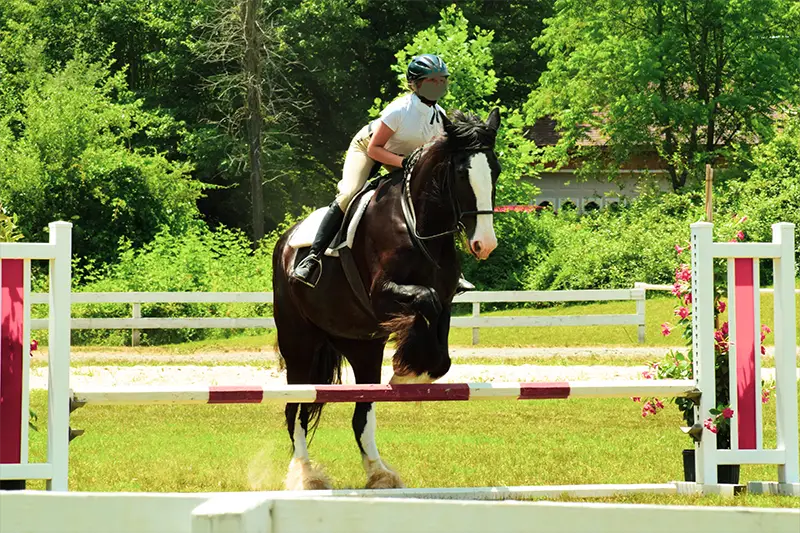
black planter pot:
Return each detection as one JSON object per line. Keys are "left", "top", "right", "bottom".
{"left": 682, "top": 449, "right": 740, "bottom": 484}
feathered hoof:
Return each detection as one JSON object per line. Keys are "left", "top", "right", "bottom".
{"left": 284, "top": 458, "right": 332, "bottom": 491}
{"left": 365, "top": 468, "right": 405, "bottom": 489}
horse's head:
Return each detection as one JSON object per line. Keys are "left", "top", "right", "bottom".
{"left": 442, "top": 108, "right": 501, "bottom": 260}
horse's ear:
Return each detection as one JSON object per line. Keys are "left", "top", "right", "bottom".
{"left": 440, "top": 111, "right": 453, "bottom": 133}
{"left": 486, "top": 108, "right": 501, "bottom": 131}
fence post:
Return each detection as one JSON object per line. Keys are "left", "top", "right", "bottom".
{"left": 634, "top": 283, "right": 646, "bottom": 344}
{"left": 132, "top": 303, "right": 141, "bottom": 347}
{"left": 471, "top": 302, "right": 480, "bottom": 345}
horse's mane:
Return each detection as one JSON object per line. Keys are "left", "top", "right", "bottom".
{"left": 410, "top": 110, "right": 497, "bottom": 201}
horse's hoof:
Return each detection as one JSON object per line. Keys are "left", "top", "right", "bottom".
{"left": 365, "top": 468, "right": 405, "bottom": 489}
{"left": 284, "top": 458, "right": 333, "bottom": 491}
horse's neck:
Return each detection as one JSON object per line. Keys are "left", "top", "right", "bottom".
{"left": 409, "top": 164, "right": 456, "bottom": 237}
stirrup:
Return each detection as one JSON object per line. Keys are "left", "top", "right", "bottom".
{"left": 291, "top": 254, "right": 323, "bottom": 288}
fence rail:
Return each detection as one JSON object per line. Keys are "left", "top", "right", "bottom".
{"left": 28, "top": 288, "right": 647, "bottom": 346}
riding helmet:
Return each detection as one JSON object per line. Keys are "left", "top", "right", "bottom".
{"left": 406, "top": 54, "right": 449, "bottom": 82}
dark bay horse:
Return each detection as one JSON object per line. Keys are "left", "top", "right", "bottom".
{"left": 272, "top": 108, "right": 501, "bottom": 490}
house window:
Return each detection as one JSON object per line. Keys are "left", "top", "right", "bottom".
{"left": 583, "top": 200, "right": 601, "bottom": 212}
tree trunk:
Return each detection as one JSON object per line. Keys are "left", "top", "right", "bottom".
{"left": 243, "top": 0, "right": 265, "bottom": 243}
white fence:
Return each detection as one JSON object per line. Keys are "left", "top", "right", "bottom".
{"left": 28, "top": 288, "right": 647, "bottom": 345}
{"left": 1, "top": 490, "right": 798, "bottom": 533}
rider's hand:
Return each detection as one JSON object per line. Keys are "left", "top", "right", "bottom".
{"left": 401, "top": 155, "right": 411, "bottom": 170}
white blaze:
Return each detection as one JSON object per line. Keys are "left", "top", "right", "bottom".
{"left": 467, "top": 153, "right": 497, "bottom": 259}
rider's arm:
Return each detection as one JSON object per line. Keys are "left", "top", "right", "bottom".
{"left": 367, "top": 121, "right": 404, "bottom": 168}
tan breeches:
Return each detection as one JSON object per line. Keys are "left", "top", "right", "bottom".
{"left": 335, "top": 125, "right": 398, "bottom": 210}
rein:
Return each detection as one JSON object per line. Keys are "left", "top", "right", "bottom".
{"left": 400, "top": 147, "right": 494, "bottom": 267}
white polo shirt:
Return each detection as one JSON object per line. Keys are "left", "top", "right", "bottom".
{"left": 371, "top": 93, "right": 445, "bottom": 157}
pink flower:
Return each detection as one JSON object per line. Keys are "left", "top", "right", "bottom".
{"left": 632, "top": 396, "right": 641, "bottom": 403}
{"left": 761, "top": 325, "right": 771, "bottom": 335}
{"left": 675, "top": 244, "right": 685, "bottom": 254}
{"left": 675, "top": 307, "right": 690, "bottom": 319}
{"left": 642, "top": 369, "right": 654, "bottom": 379}
{"left": 703, "top": 418, "right": 718, "bottom": 434}
{"left": 717, "top": 300, "right": 726, "bottom": 313}
{"left": 721, "top": 322, "right": 729, "bottom": 336}
{"left": 30, "top": 339, "right": 38, "bottom": 352}
{"left": 671, "top": 282, "right": 684, "bottom": 296}
{"left": 661, "top": 322, "right": 673, "bottom": 336}
{"left": 761, "top": 345, "right": 767, "bottom": 355}
{"left": 736, "top": 231, "right": 745, "bottom": 241}
{"left": 762, "top": 390, "right": 770, "bottom": 404}
{"left": 738, "top": 216, "right": 748, "bottom": 223}
{"left": 722, "top": 408, "right": 734, "bottom": 419}
{"left": 683, "top": 292, "right": 692, "bottom": 305}
{"left": 675, "top": 264, "right": 691, "bottom": 282}
{"left": 655, "top": 399, "right": 664, "bottom": 410}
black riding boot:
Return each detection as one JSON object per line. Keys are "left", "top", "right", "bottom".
{"left": 291, "top": 202, "right": 345, "bottom": 288}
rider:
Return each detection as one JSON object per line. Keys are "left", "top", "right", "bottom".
{"left": 291, "top": 54, "right": 476, "bottom": 293}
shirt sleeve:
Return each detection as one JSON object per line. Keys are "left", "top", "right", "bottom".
{"left": 380, "top": 99, "right": 405, "bottom": 132}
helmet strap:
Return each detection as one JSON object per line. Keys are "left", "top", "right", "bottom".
{"left": 415, "top": 92, "right": 437, "bottom": 106}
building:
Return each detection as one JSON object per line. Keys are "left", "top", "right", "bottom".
{"left": 523, "top": 118, "right": 671, "bottom": 213}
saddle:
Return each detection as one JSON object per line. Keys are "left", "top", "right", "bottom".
{"left": 287, "top": 175, "right": 389, "bottom": 315}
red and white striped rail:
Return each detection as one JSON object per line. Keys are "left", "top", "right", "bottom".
{"left": 70, "top": 380, "right": 697, "bottom": 405}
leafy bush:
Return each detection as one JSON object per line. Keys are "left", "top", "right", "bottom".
{"left": 64, "top": 218, "right": 300, "bottom": 345}
{"left": 0, "top": 56, "right": 203, "bottom": 267}
{"left": 525, "top": 191, "right": 705, "bottom": 291}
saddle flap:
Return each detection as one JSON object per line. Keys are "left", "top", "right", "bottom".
{"left": 287, "top": 190, "right": 375, "bottom": 256}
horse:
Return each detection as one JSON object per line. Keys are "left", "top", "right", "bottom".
{"left": 271, "top": 108, "right": 502, "bottom": 490}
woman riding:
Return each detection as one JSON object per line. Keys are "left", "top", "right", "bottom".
{"left": 292, "top": 54, "right": 475, "bottom": 293}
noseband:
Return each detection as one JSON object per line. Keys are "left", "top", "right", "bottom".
{"left": 400, "top": 146, "right": 494, "bottom": 266}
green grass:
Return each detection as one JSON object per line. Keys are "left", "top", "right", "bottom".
{"left": 25, "top": 391, "right": 800, "bottom": 507}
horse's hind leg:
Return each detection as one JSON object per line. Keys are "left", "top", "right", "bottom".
{"left": 333, "top": 337, "right": 404, "bottom": 489}
{"left": 277, "top": 316, "right": 335, "bottom": 490}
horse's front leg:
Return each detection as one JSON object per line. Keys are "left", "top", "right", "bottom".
{"left": 375, "top": 281, "right": 449, "bottom": 384}
{"left": 380, "top": 280, "right": 441, "bottom": 326}
{"left": 339, "top": 339, "right": 405, "bottom": 490}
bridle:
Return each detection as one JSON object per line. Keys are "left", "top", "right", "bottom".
{"left": 400, "top": 146, "right": 495, "bottom": 266}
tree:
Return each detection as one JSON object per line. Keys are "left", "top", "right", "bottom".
{"left": 527, "top": 0, "right": 800, "bottom": 191}
{"left": 197, "top": 0, "right": 304, "bottom": 243}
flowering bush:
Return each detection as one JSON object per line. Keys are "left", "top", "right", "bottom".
{"left": 636, "top": 220, "right": 773, "bottom": 448}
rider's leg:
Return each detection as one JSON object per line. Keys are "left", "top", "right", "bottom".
{"left": 291, "top": 128, "right": 376, "bottom": 288}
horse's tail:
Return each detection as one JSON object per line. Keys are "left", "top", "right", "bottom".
{"left": 305, "top": 339, "right": 343, "bottom": 440}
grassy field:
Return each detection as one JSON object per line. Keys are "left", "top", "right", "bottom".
{"left": 54, "top": 292, "right": 799, "bottom": 353}
{"left": 25, "top": 391, "right": 800, "bottom": 507}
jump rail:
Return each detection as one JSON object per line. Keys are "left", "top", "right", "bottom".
{"left": 70, "top": 380, "right": 698, "bottom": 406}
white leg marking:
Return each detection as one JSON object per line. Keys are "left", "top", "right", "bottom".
{"left": 360, "top": 406, "right": 383, "bottom": 464}
{"left": 292, "top": 413, "right": 309, "bottom": 460}
{"left": 389, "top": 372, "right": 434, "bottom": 384}
{"left": 467, "top": 153, "right": 497, "bottom": 259}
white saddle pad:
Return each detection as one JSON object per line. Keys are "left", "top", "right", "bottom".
{"left": 287, "top": 190, "right": 375, "bottom": 257}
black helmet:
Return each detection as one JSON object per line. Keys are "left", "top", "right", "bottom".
{"left": 406, "top": 54, "right": 449, "bottom": 82}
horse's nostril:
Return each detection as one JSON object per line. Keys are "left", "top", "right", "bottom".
{"left": 473, "top": 242, "right": 482, "bottom": 253}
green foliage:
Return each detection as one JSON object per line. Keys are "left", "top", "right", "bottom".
{"left": 0, "top": 204, "right": 23, "bottom": 242}
{"left": 721, "top": 115, "right": 800, "bottom": 273}
{"left": 528, "top": 0, "right": 800, "bottom": 191}
{"left": 0, "top": 57, "right": 203, "bottom": 267}
{"left": 66, "top": 213, "right": 302, "bottom": 346}
{"left": 525, "top": 192, "right": 705, "bottom": 290}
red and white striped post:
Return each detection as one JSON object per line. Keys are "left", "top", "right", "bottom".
{"left": 0, "top": 222, "right": 72, "bottom": 491}
{"left": 690, "top": 221, "right": 799, "bottom": 495}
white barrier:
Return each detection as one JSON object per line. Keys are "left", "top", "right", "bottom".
{"left": 28, "top": 287, "right": 647, "bottom": 345}
{"left": 1, "top": 490, "right": 798, "bottom": 533}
